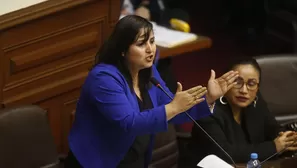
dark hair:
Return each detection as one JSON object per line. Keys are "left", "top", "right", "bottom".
{"left": 227, "top": 57, "right": 262, "bottom": 83}
{"left": 94, "top": 15, "right": 153, "bottom": 91}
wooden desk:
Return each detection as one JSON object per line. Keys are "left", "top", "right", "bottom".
{"left": 236, "top": 157, "right": 297, "bottom": 168}
{"left": 158, "top": 36, "right": 212, "bottom": 59}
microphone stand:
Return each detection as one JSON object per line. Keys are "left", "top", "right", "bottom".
{"left": 150, "top": 78, "right": 238, "bottom": 168}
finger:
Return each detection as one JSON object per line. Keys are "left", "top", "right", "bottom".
{"left": 190, "top": 87, "right": 207, "bottom": 96}
{"left": 286, "top": 147, "right": 297, "bottom": 151}
{"left": 226, "top": 73, "right": 239, "bottom": 85}
{"left": 286, "top": 133, "right": 297, "bottom": 140}
{"left": 283, "top": 131, "right": 294, "bottom": 137}
{"left": 189, "top": 89, "right": 207, "bottom": 104}
{"left": 219, "top": 70, "right": 237, "bottom": 81}
{"left": 187, "top": 85, "right": 203, "bottom": 94}
{"left": 221, "top": 74, "right": 239, "bottom": 86}
{"left": 285, "top": 139, "right": 297, "bottom": 146}
{"left": 209, "top": 69, "right": 216, "bottom": 81}
{"left": 287, "top": 131, "right": 297, "bottom": 136}
{"left": 193, "top": 89, "right": 207, "bottom": 100}
{"left": 290, "top": 142, "right": 297, "bottom": 147}
{"left": 226, "top": 82, "right": 237, "bottom": 90}
{"left": 216, "top": 72, "right": 238, "bottom": 90}
{"left": 285, "top": 135, "right": 297, "bottom": 142}
{"left": 285, "top": 141, "right": 297, "bottom": 148}
{"left": 193, "top": 97, "right": 206, "bottom": 105}
{"left": 176, "top": 82, "right": 183, "bottom": 93}
{"left": 186, "top": 85, "right": 203, "bottom": 94}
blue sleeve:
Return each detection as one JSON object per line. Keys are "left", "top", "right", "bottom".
{"left": 152, "top": 66, "right": 212, "bottom": 124}
{"left": 89, "top": 72, "right": 168, "bottom": 135}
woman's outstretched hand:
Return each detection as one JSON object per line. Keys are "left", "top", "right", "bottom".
{"left": 165, "top": 82, "right": 207, "bottom": 120}
{"left": 206, "top": 70, "right": 239, "bottom": 105}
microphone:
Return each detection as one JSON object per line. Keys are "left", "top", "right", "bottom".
{"left": 259, "top": 137, "right": 297, "bottom": 167}
{"left": 150, "top": 77, "right": 238, "bottom": 168}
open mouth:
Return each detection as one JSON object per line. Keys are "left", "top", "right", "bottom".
{"left": 146, "top": 55, "right": 154, "bottom": 61}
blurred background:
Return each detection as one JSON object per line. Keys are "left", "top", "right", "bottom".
{"left": 0, "top": 0, "right": 296, "bottom": 167}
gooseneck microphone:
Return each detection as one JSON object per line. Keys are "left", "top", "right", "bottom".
{"left": 150, "top": 77, "right": 238, "bottom": 168}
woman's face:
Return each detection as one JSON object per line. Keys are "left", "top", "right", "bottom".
{"left": 125, "top": 28, "right": 156, "bottom": 71}
{"left": 225, "top": 64, "right": 260, "bottom": 108}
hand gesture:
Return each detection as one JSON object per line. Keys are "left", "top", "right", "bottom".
{"left": 170, "top": 82, "right": 207, "bottom": 114}
{"left": 206, "top": 70, "right": 238, "bottom": 104}
{"left": 274, "top": 131, "right": 297, "bottom": 153}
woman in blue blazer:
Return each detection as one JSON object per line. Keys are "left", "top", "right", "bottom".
{"left": 65, "top": 15, "right": 238, "bottom": 168}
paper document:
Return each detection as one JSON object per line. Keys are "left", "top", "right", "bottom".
{"left": 152, "top": 22, "right": 198, "bottom": 48}
{"left": 197, "top": 155, "right": 234, "bottom": 168}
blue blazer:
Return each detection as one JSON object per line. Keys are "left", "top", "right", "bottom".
{"left": 68, "top": 63, "right": 211, "bottom": 168}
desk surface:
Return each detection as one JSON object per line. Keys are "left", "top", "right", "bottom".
{"left": 158, "top": 36, "right": 212, "bottom": 59}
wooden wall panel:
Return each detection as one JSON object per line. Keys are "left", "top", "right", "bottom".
{"left": 0, "top": 1, "right": 108, "bottom": 47}
{"left": 108, "top": 0, "right": 121, "bottom": 28}
{"left": 0, "top": 41, "right": 4, "bottom": 109}
{"left": 2, "top": 18, "right": 104, "bottom": 106}
{"left": 38, "top": 89, "right": 80, "bottom": 154}
{"left": 0, "top": 0, "right": 120, "bottom": 154}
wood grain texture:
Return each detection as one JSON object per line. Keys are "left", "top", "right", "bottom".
{"left": 38, "top": 89, "right": 80, "bottom": 153}
{"left": 0, "top": 42, "right": 4, "bottom": 109}
{"left": 158, "top": 36, "right": 212, "bottom": 59}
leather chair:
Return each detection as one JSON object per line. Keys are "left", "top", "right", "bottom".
{"left": 149, "top": 124, "right": 179, "bottom": 168}
{"left": 255, "top": 55, "right": 297, "bottom": 125}
{"left": 0, "top": 105, "right": 62, "bottom": 168}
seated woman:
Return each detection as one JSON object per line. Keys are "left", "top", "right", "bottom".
{"left": 187, "top": 57, "right": 297, "bottom": 166}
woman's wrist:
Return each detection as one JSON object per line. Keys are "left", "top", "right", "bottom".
{"left": 165, "top": 103, "right": 178, "bottom": 121}
{"left": 205, "top": 93, "right": 215, "bottom": 106}
{"left": 208, "top": 102, "right": 216, "bottom": 112}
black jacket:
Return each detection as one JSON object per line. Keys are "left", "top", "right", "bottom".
{"left": 189, "top": 93, "right": 280, "bottom": 164}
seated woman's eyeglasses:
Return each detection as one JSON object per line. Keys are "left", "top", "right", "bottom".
{"left": 234, "top": 77, "right": 259, "bottom": 91}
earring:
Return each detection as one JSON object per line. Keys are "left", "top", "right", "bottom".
{"left": 220, "top": 96, "right": 228, "bottom": 105}
{"left": 122, "top": 52, "right": 125, "bottom": 57}
{"left": 253, "top": 96, "right": 258, "bottom": 107}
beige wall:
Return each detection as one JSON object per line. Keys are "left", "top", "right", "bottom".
{"left": 0, "top": 0, "right": 48, "bottom": 15}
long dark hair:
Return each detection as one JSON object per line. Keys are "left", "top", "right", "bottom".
{"left": 94, "top": 15, "right": 153, "bottom": 92}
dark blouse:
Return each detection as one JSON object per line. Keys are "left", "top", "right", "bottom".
{"left": 117, "top": 89, "right": 153, "bottom": 167}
